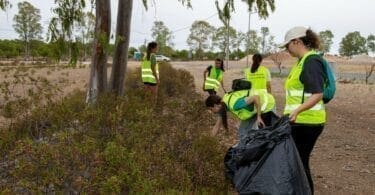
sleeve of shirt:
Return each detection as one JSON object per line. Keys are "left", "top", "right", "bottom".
{"left": 300, "top": 56, "right": 326, "bottom": 94}
{"left": 150, "top": 55, "right": 156, "bottom": 66}
{"left": 233, "top": 97, "right": 254, "bottom": 111}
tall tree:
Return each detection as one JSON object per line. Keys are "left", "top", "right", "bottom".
{"left": 76, "top": 11, "right": 96, "bottom": 60}
{"left": 212, "top": 26, "right": 237, "bottom": 55}
{"left": 187, "top": 20, "right": 215, "bottom": 59}
{"left": 86, "top": 0, "right": 111, "bottom": 103}
{"left": 367, "top": 34, "right": 375, "bottom": 55}
{"left": 13, "top": 1, "right": 42, "bottom": 60}
{"left": 319, "top": 30, "right": 334, "bottom": 53}
{"left": 339, "top": 31, "right": 367, "bottom": 57}
{"left": 243, "top": 30, "right": 261, "bottom": 54}
{"left": 48, "top": 0, "right": 86, "bottom": 64}
{"left": 265, "top": 35, "right": 277, "bottom": 54}
{"left": 151, "top": 21, "right": 174, "bottom": 54}
{"left": 215, "top": 0, "right": 275, "bottom": 66}
{"left": 260, "top": 26, "right": 269, "bottom": 54}
{"left": 0, "top": 0, "right": 10, "bottom": 10}
{"left": 108, "top": 0, "right": 133, "bottom": 96}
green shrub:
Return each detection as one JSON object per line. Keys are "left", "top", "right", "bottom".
{"left": 0, "top": 63, "right": 231, "bottom": 193}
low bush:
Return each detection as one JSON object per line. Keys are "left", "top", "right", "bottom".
{"left": 0, "top": 63, "right": 230, "bottom": 193}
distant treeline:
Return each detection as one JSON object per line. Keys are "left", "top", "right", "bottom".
{"left": 0, "top": 39, "right": 248, "bottom": 62}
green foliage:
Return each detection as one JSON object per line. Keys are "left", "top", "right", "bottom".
{"left": 212, "top": 26, "right": 237, "bottom": 54}
{"left": 172, "top": 49, "right": 190, "bottom": 60}
{"left": 367, "top": 34, "right": 375, "bottom": 54}
{"left": 187, "top": 20, "right": 216, "bottom": 59}
{"left": 47, "top": 0, "right": 89, "bottom": 65}
{"left": 216, "top": 0, "right": 275, "bottom": 26}
{"left": 242, "top": 30, "right": 261, "bottom": 54}
{"left": 13, "top": 1, "right": 42, "bottom": 59}
{"left": 0, "top": 39, "right": 23, "bottom": 58}
{"left": 128, "top": 47, "right": 138, "bottom": 58}
{"left": 0, "top": 64, "right": 230, "bottom": 193}
{"left": 319, "top": 30, "right": 334, "bottom": 53}
{"left": 151, "top": 21, "right": 174, "bottom": 53}
{"left": 339, "top": 31, "right": 368, "bottom": 57}
{"left": 0, "top": 0, "right": 10, "bottom": 11}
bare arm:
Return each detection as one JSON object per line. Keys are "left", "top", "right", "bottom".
{"left": 211, "top": 116, "right": 222, "bottom": 136}
{"left": 245, "top": 95, "right": 265, "bottom": 127}
{"left": 266, "top": 81, "right": 272, "bottom": 94}
{"left": 150, "top": 56, "right": 158, "bottom": 82}
{"left": 289, "top": 93, "right": 323, "bottom": 122}
{"left": 203, "top": 69, "right": 208, "bottom": 89}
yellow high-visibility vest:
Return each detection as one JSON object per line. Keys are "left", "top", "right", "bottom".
{"left": 222, "top": 89, "right": 275, "bottom": 121}
{"left": 284, "top": 50, "right": 326, "bottom": 124}
{"left": 141, "top": 53, "right": 159, "bottom": 84}
{"left": 204, "top": 66, "right": 223, "bottom": 92}
{"left": 244, "top": 66, "right": 270, "bottom": 92}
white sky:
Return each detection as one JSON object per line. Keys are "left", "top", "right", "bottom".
{"left": 1, "top": 0, "right": 374, "bottom": 54}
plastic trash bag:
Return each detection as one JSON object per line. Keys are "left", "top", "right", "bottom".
{"left": 224, "top": 116, "right": 311, "bottom": 195}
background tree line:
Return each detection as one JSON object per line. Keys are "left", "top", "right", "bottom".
{"left": 1, "top": 1, "right": 375, "bottom": 63}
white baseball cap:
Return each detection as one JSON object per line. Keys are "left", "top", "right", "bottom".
{"left": 278, "top": 26, "right": 308, "bottom": 48}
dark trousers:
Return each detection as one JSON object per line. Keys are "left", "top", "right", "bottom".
{"left": 291, "top": 124, "right": 324, "bottom": 194}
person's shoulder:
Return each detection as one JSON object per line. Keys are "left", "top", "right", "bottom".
{"left": 304, "top": 55, "right": 324, "bottom": 69}
{"left": 206, "top": 65, "right": 213, "bottom": 70}
{"left": 260, "top": 65, "right": 270, "bottom": 71}
{"left": 305, "top": 54, "right": 323, "bottom": 64}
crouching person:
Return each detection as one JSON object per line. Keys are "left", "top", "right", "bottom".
{"left": 205, "top": 89, "right": 277, "bottom": 141}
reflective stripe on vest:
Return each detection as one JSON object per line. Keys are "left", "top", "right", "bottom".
{"left": 222, "top": 89, "right": 275, "bottom": 121}
{"left": 204, "top": 66, "right": 223, "bottom": 91}
{"left": 244, "top": 66, "right": 269, "bottom": 90}
{"left": 284, "top": 50, "right": 326, "bottom": 124}
{"left": 250, "top": 89, "right": 276, "bottom": 113}
{"left": 141, "top": 53, "right": 159, "bottom": 84}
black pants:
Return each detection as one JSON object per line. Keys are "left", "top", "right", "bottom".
{"left": 261, "top": 111, "right": 279, "bottom": 127}
{"left": 291, "top": 124, "right": 324, "bottom": 194}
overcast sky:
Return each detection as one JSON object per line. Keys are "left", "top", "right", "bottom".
{"left": 1, "top": 0, "right": 374, "bottom": 54}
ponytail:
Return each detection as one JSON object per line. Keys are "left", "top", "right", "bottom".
{"left": 300, "top": 29, "right": 321, "bottom": 50}
{"left": 251, "top": 53, "right": 263, "bottom": 73}
{"left": 146, "top": 41, "right": 158, "bottom": 60}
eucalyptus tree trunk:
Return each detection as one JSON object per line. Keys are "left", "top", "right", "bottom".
{"left": 86, "top": 0, "right": 111, "bottom": 103}
{"left": 109, "top": 0, "right": 133, "bottom": 96}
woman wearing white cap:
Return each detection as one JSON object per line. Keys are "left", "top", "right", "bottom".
{"left": 279, "top": 26, "right": 327, "bottom": 194}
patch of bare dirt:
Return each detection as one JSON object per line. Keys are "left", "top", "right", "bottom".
{"left": 0, "top": 60, "right": 374, "bottom": 194}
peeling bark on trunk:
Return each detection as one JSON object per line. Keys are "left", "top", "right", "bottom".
{"left": 109, "top": 0, "right": 133, "bottom": 96}
{"left": 86, "top": 0, "right": 111, "bottom": 103}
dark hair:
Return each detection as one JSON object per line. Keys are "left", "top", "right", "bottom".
{"left": 300, "top": 29, "right": 321, "bottom": 50}
{"left": 215, "top": 58, "right": 225, "bottom": 72}
{"left": 146, "top": 41, "right": 158, "bottom": 60}
{"left": 205, "top": 95, "right": 228, "bottom": 129}
{"left": 251, "top": 53, "right": 263, "bottom": 73}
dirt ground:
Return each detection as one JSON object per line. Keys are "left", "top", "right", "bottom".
{"left": 0, "top": 60, "right": 374, "bottom": 194}
{"left": 173, "top": 60, "right": 375, "bottom": 194}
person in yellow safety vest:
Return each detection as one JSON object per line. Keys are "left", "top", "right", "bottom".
{"left": 279, "top": 26, "right": 328, "bottom": 194}
{"left": 205, "top": 89, "right": 277, "bottom": 141}
{"left": 244, "top": 53, "right": 272, "bottom": 94}
{"left": 203, "top": 58, "right": 226, "bottom": 95}
{"left": 141, "top": 41, "right": 159, "bottom": 96}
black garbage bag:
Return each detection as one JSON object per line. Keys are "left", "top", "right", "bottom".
{"left": 224, "top": 116, "right": 311, "bottom": 195}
